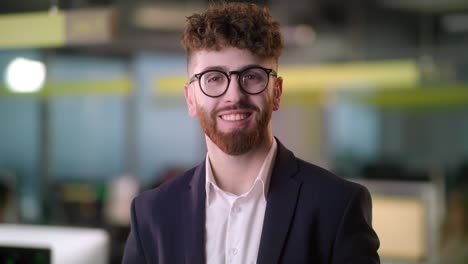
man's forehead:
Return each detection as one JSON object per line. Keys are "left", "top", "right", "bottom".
{"left": 187, "top": 48, "right": 276, "bottom": 74}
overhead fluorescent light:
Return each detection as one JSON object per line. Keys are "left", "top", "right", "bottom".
{"left": 132, "top": 4, "right": 205, "bottom": 31}
{"left": 0, "top": 11, "right": 65, "bottom": 49}
{"left": 0, "top": 8, "right": 116, "bottom": 49}
{"left": 65, "top": 8, "right": 117, "bottom": 45}
{"left": 378, "top": 0, "right": 468, "bottom": 12}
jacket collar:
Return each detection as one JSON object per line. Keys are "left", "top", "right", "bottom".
{"left": 256, "top": 139, "right": 302, "bottom": 264}
{"left": 183, "top": 161, "right": 206, "bottom": 264}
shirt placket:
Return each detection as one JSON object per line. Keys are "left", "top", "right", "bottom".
{"left": 225, "top": 197, "right": 243, "bottom": 264}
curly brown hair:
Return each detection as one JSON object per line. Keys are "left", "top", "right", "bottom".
{"left": 181, "top": 2, "right": 283, "bottom": 61}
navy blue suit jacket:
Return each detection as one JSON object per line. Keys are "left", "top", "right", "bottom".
{"left": 123, "top": 140, "right": 380, "bottom": 263}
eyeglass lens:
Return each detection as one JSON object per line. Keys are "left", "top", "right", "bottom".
{"left": 200, "top": 68, "right": 269, "bottom": 97}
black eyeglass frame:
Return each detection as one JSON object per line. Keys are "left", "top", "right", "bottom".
{"left": 188, "top": 66, "right": 278, "bottom": 98}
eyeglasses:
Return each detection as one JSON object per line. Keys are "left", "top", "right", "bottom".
{"left": 188, "top": 66, "right": 277, "bottom": 98}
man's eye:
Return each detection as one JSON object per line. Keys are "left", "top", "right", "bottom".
{"left": 207, "top": 76, "right": 223, "bottom": 82}
{"left": 243, "top": 73, "right": 263, "bottom": 82}
{"left": 244, "top": 74, "right": 257, "bottom": 80}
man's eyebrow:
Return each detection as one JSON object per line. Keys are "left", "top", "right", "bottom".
{"left": 238, "top": 64, "right": 264, "bottom": 71}
{"left": 199, "top": 65, "right": 229, "bottom": 72}
{"left": 199, "top": 64, "right": 265, "bottom": 72}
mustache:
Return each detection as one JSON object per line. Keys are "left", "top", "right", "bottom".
{"left": 214, "top": 101, "right": 260, "bottom": 115}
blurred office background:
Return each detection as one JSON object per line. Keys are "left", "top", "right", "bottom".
{"left": 1, "top": 0, "right": 468, "bottom": 263}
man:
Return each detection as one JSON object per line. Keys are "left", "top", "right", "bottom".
{"left": 123, "top": 2, "right": 380, "bottom": 264}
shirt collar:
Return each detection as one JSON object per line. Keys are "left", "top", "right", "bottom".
{"left": 205, "top": 139, "right": 278, "bottom": 204}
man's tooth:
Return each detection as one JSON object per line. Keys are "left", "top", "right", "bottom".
{"left": 222, "top": 114, "right": 248, "bottom": 121}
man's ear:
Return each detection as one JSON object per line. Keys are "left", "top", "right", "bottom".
{"left": 272, "top": 77, "right": 283, "bottom": 111}
{"left": 184, "top": 83, "right": 197, "bottom": 117}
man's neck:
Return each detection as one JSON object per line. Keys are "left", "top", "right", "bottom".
{"left": 206, "top": 134, "right": 274, "bottom": 195}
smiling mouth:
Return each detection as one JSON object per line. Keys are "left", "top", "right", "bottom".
{"left": 220, "top": 113, "right": 251, "bottom": 121}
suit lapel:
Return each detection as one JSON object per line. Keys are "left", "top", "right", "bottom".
{"left": 182, "top": 162, "right": 206, "bottom": 264}
{"left": 257, "top": 140, "right": 302, "bottom": 264}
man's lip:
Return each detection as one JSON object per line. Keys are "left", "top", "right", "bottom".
{"left": 217, "top": 110, "right": 252, "bottom": 116}
{"left": 215, "top": 103, "right": 259, "bottom": 116}
{"left": 218, "top": 111, "right": 253, "bottom": 121}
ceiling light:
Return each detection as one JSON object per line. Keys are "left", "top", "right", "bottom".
{"left": 4, "top": 57, "right": 46, "bottom": 93}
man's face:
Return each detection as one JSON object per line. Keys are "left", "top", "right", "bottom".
{"left": 184, "top": 46, "right": 283, "bottom": 155}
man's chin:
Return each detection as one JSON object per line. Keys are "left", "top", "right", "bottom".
{"left": 216, "top": 141, "right": 253, "bottom": 156}
{"left": 210, "top": 130, "right": 261, "bottom": 156}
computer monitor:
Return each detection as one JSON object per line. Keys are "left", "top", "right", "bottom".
{"left": 0, "top": 224, "right": 109, "bottom": 264}
{"left": 356, "top": 179, "right": 440, "bottom": 263}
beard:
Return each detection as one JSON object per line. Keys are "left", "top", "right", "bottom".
{"left": 196, "top": 100, "right": 272, "bottom": 155}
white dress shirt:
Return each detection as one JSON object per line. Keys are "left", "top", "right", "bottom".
{"left": 205, "top": 140, "right": 277, "bottom": 264}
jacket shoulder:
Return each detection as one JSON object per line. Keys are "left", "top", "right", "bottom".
{"left": 295, "top": 158, "right": 368, "bottom": 196}
{"left": 133, "top": 166, "right": 197, "bottom": 210}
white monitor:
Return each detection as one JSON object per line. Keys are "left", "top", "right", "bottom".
{"left": 0, "top": 224, "right": 109, "bottom": 264}
{"left": 356, "top": 179, "right": 440, "bottom": 263}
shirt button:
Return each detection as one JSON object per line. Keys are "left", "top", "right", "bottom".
{"left": 231, "top": 248, "right": 238, "bottom": 255}
{"left": 233, "top": 206, "right": 241, "bottom": 213}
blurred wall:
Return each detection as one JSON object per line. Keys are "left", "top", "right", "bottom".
{"left": 131, "top": 52, "right": 204, "bottom": 186}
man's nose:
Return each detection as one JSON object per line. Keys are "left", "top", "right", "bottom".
{"left": 223, "top": 74, "right": 245, "bottom": 102}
